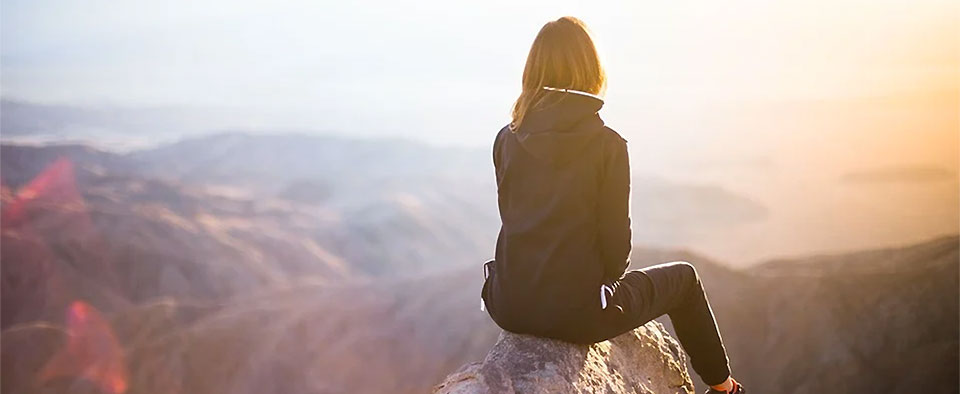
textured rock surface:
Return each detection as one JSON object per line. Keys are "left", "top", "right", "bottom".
{"left": 434, "top": 321, "right": 694, "bottom": 394}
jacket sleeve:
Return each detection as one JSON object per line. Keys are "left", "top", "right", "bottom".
{"left": 493, "top": 126, "right": 506, "bottom": 180}
{"left": 598, "top": 137, "right": 632, "bottom": 283}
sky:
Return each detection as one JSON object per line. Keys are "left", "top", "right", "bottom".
{"left": 2, "top": 0, "right": 957, "bottom": 147}
{"left": 1, "top": 0, "right": 957, "bottom": 260}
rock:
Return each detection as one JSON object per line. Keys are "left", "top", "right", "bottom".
{"left": 433, "top": 321, "right": 694, "bottom": 394}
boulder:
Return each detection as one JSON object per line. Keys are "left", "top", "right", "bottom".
{"left": 434, "top": 321, "right": 694, "bottom": 394}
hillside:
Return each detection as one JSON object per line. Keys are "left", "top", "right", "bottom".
{"left": 1, "top": 141, "right": 499, "bottom": 279}
{"left": 2, "top": 266, "right": 502, "bottom": 394}
{"left": 5, "top": 236, "right": 955, "bottom": 393}
{"left": 1, "top": 158, "right": 352, "bottom": 328}
{"left": 631, "top": 237, "right": 959, "bottom": 393}
{"left": 1, "top": 140, "right": 956, "bottom": 394}
{"left": 1, "top": 136, "right": 770, "bottom": 269}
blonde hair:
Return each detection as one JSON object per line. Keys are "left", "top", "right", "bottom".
{"left": 510, "top": 16, "right": 606, "bottom": 131}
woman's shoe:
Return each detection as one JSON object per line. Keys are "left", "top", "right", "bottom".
{"left": 705, "top": 380, "right": 744, "bottom": 394}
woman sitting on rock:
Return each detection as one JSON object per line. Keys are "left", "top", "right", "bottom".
{"left": 481, "top": 16, "right": 744, "bottom": 394}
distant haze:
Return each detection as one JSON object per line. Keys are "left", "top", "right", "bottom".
{"left": 2, "top": 1, "right": 956, "bottom": 145}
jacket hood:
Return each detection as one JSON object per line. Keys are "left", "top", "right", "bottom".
{"left": 513, "top": 90, "right": 606, "bottom": 165}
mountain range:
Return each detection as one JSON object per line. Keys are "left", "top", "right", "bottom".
{"left": 1, "top": 136, "right": 957, "bottom": 393}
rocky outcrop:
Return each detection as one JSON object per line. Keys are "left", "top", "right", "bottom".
{"left": 433, "top": 321, "right": 694, "bottom": 394}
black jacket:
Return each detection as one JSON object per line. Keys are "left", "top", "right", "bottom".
{"left": 482, "top": 90, "right": 632, "bottom": 335}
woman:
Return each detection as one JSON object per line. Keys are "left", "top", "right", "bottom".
{"left": 481, "top": 16, "right": 744, "bottom": 394}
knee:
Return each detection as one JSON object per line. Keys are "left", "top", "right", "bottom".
{"left": 673, "top": 261, "right": 698, "bottom": 277}
{"left": 671, "top": 261, "right": 702, "bottom": 287}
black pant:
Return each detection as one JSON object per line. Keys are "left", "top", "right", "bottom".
{"left": 594, "top": 262, "right": 731, "bottom": 386}
{"left": 483, "top": 260, "right": 732, "bottom": 386}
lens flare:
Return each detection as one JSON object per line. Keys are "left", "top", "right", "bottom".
{"left": 2, "top": 157, "right": 87, "bottom": 229}
{"left": 38, "top": 301, "right": 128, "bottom": 393}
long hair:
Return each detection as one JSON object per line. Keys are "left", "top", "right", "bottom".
{"left": 510, "top": 16, "right": 606, "bottom": 131}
